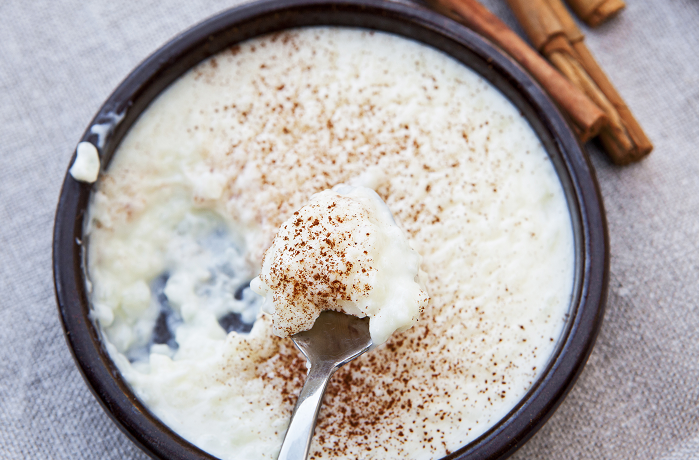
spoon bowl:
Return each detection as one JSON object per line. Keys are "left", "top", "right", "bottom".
{"left": 293, "top": 310, "right": 374, "bottom": 364}
{"left": 277, "top": 311, "right": 373, "bottom": 460}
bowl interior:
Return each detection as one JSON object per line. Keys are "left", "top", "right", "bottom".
{"left": 53, "top": 1, "right": 608, "bottom": 459}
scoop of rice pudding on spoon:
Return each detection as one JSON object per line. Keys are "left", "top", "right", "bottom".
{"left": 251, "top": 184, "right": 429, "bottom": 459}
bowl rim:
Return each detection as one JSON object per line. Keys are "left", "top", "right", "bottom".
{"left": 53, "top": 0, "right": 609, "bottom": 459}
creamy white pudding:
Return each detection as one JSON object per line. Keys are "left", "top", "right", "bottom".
{"left": 70, "top": 141, "right": 100, "bottom": 183}
{"left": 85, "top": 28, "right": 575, "bottom": 460}
{"left": 251, "top": 185, "right": 429, "bottom": 345}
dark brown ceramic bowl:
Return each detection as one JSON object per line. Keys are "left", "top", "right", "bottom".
{"left": 53, "top": 0, "right": 609, "bottom": 459}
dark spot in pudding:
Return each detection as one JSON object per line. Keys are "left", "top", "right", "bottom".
{"left": 151, "top": 273, "right": 181, "bottom": 350}
{"left": 234, "top": 281, "right": 251, "bottom": 301}
{"left": 219, "top": 311, "right": 254, "bottom": 334}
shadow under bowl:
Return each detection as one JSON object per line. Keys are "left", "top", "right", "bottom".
{"left": 53, "top": 0, "right": 609, "bottom": 459}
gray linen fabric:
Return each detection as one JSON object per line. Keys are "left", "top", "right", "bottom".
{"left": 1, "top": 0, "right": 697, "bottom": 459}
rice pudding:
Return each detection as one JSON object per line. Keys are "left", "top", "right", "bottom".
{"left": 85, "top": 27, "right": 575, "bottom": 460}
{"left": 251, "top": 184, "right": 429, "bottom": 344}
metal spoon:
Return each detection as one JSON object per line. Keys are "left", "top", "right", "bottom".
{"left": 277, "top": 310, "right": 373, "bottom": 460}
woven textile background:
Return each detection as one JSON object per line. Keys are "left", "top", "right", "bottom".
{"left": 1, "top": 0, "right": 697, "bottom": 458}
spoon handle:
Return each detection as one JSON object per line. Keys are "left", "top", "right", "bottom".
{"left": 277, "top": 361, "right": 336, "bottom": 460}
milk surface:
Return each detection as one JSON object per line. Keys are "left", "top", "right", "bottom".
{"left": 86, "top": 28, "right": 575, "bottom": 460}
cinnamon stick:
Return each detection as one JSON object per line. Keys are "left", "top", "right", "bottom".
{"left": 504, "top": 0, "right": 564, "bottom": 51}
{"left": 565, "top": 0, "right": 625, "bottom": 27}
{"left": 547, "top": 44, "right": 635, "bottom": 162}
{"left": 508, "top": 0, "right": 651, "bottom": 163}
{"left": 571, "top": 42, "right": 652, "bottom": 161}
{"left": 425, "top": 0, "right": 607, "bottom": 141}
{"left": 543, "top": 0, "right": 584, "bottom": 43}
{"left": 547, "top": 0, "right": 652, "bottom": 161}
